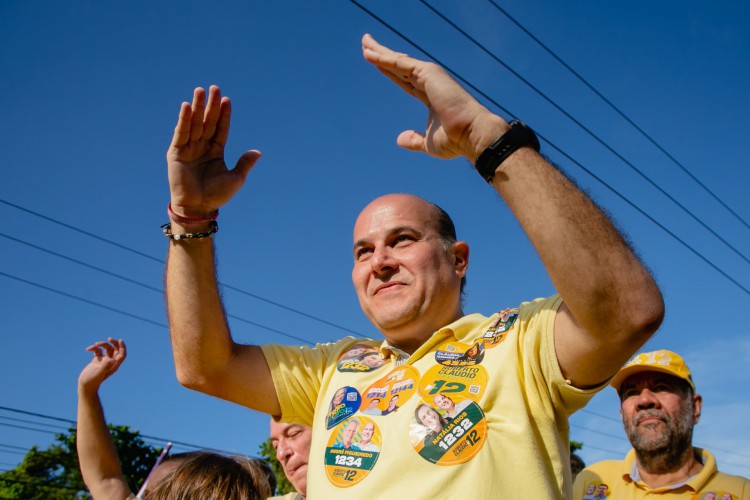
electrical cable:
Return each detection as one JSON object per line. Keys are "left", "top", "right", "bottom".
{"left": 485, "top": 0, "right": 750, "bottom": 233}
{"left": 0, "top": 198, "right": 367, "bottom": 339}
{"left": 348, "top": 0, "right": 750, "bottom": 298}
{"left": 417, "top": 0, "right": 750, "bottom": 267}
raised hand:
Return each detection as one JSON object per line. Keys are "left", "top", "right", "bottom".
{"left": 78, "top": 338, "right": 127, "bottom": 393}
{"left": 361, "top": 34, "right": 508, "bottom": 163}
{"left": 167, "top": 85, "right": 261, "bottom": 219}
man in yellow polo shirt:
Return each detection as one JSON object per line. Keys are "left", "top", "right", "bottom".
{"left": 573, "top": 350, "right": 749, "bottom": 499}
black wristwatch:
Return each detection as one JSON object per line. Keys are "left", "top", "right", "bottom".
{"left": 474, "top": 120, "right": 540, "bottom": 183}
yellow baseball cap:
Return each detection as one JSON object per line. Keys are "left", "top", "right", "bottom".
{"left": 610, "top": 349, "right": 695, "bottom": 393}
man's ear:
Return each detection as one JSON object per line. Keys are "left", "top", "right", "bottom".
{"left": 452, "top": 241, "right": 469, "bottom": 277}
{"left": 693, "top": 394, "right": 703, "bottom": 425}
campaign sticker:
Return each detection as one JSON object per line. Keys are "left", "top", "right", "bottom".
{"left": 581, "top": 482, "right": 610, "bottom": 499}
{"left": 326, "top": 386, "right": 362, "bottom": 429}
{"left": 360, "top": 365, "right": 420, "bottom": 417}
{"left": 434, "top": 340, "right": 485, "bottom": 366}
{"left": 324, "top": 417, "right": 381, "bottom": 487}
{"left": 337, "top": 343, "right": 387, "bottom": 373}
{"left": 419, "top": 363, "right": 488, "bottom": 402}
{"left": 482, "top": 308, "right": 518, "bottom": 348}
{"left": 691, "top": 492, "right": 736, "bottom": 500}
{"left": 409, "top": 399, "right": 487, "bottom": 465}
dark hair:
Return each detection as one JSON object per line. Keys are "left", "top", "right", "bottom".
{"left": 146, "top": 452, "right": 272, "bottom": 500}
{"left": 430, "top": 202, "right": 467, "bottom": 297}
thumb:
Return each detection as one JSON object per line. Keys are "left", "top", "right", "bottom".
{"left": 396, "top": 130, "right": 426, "bottom": 153}
{"left": 232, "top": 149, "right": 262, "bottom": 181}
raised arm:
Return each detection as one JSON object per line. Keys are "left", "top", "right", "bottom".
{"left": 77, "top": 338, "right": 132, "bottom": 500}
{"left": 165, "top": 85, "right": 280, "bottom": 415}
{"left": 362, "top": 34, "right": 664, "bottom": 387}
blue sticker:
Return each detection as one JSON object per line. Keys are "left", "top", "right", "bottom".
{"left": 326, "top": 386, "right": 362, "bottom": 429}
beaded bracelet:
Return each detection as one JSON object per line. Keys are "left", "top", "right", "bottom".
{"left": 167, "top": 203, "right": 219, "bottom": 225}
{"left": 161, "top": 221, "right": 218, "bottom": 240}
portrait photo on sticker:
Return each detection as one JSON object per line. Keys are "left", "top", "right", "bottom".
{"left": 326, "top": 386, "right": 362, "bottom": 429}
{"left": 337, "top": 344, "right": 387, "bottom": 373}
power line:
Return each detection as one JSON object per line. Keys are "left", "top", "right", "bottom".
{"left": 0, "top": 271, "right": 168, "bottom": 329}
{"left": 348, "top": 0, "right": 750, "bottom": 298}
{"left": 0, "top": 267, "right": 317, "bottom": 345}
{"left": 0, "top": 406, "right": 241, "bottom": 457}
{"left": 417, "top": 0, "right": 750, "bottom": 268}
{"left": 485, "top": 0, "right": 750, "bottom": 233}
{"left": 0, "top": 198, "right": 368, "bottom": 339}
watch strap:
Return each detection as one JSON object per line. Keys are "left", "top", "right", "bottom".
{"left": 474, "top": 120, "right": 540, "bottom": 182}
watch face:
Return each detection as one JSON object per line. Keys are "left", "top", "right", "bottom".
{"left": 475, "top": 120, "right": 539, "bottom": 182}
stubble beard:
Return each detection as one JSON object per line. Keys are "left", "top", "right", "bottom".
{"left": 625, "top": 399, "right": 695, "bottom": 474}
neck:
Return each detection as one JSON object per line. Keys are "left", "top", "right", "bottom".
{"left": 635, "top": 447, "right": 703, "bottom": 488}
{"left": 383, "top": 308, "right": 464, "bottom": 354}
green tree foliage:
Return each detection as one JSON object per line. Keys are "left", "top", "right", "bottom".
{"left": 258, "top": 437, "right": 295, "bottom": 495}
{"left": 570, "top": 440, "right": 583, "bottom": 453}
{"left": 0, "top": 424, "right": 161, "bottom": 499}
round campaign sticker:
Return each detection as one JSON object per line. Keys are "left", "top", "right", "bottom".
{"left": 360, "top": 365, "right": 420, "bottom": 417}
{"left": 409, "top": 399, "right": 487, "bottom": 465}
{"left": 326, "top": 386, "right": 362, "bottom": 429}
{"left": 691, "top": 492, "right": 737, "bottom": 500}
{"left": 482, "top": 308, "right": 518, "bottom": 348}
{"left": 324, "top": 416, "right": 381, "bottom": 487}
{"left": 419, "top": 363, "right": 488, "bottom": 403}
{"left": 336, "top": 343, "right": 388, "bottom": 373}
{"left": 434, "top": 340, "right": 485, "bottom": 367}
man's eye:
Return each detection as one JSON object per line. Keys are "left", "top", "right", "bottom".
{"left": 356, "top": 248, "right": 372, "bottom": 260}
{"left": 393, "top": 235, "right": 414, "bottom": 246}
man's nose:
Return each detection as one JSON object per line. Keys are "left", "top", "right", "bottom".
{"left": 635, "top": 388, "right": 660, "bottom": 410}
{"left": 371, "top": 246, "right": 398, "bottom": 274}
{"left": 276, "top": 440, "right": 292, "bottom": 462}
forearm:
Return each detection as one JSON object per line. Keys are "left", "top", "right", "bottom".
{"left": 494, "top": 149, "right": 661, "bottom": 330}
{"left": 77, "top": 386, "right": 131, "bottom": 499}
{"left": 165, "top": 222, "right": 235, "bottom": 390}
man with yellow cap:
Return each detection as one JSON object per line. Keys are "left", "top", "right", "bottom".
{"left": 573, "top": 350, "right": 749, "bottom": 499}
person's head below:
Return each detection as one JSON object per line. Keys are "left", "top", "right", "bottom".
{"left": 415, "top": 403, "right": 449, "bottom": 434}
{"left": 145, "top": 451, "right": 272, "bottom": 499}
{"left": 352, "top": 194, "right": 469, "bottom": 353}
{"left": 610, "top": 350, "right": 702, "bottom": 469}
{"left": 269, "top": 419, "right": 312, "bottom": 499}
{"left": 569, "top": 452, "right": 585, "bottom": 481}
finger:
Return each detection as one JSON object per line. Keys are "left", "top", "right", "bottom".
{"left": 396, "top": 130, "right": 427, "bottom": 153}
{"left": 213, "top": 97, "right": 232, "bottom": 148}
{"left": 189, "top": 87, "right": 207, "bottom": 142}
{"left": 202, "top": 85, "right": 222, "bottom": 140}
{"left": 231, "top": 150, "right": 262, "bottom": 181}
{"left": 100, "top": 341, "right": 115, "bottom": 358}
{"left": 171, "top": 103, "right": 192, "bottom": 148}
{"left": 362, "top": 34, "right": 416, "bottom": 79}
{"left": 86, "top": 346, "right": 103, "bottom": 358}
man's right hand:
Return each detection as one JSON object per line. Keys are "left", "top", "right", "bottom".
{"left": 167, "top": 85, "right": 261, "bottom": 219}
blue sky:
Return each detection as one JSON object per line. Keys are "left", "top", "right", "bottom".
{"left": 1, "top": 0, "right": 748, "bottom": 479}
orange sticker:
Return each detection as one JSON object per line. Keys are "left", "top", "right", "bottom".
{"left": 360, "top": 365, "right": 420, "bottom": 417}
